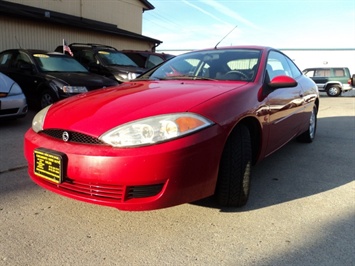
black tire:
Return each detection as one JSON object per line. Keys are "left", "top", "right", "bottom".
{"left": 297, "top": 105, "right": 317, "bottom": 143}
{"left": 40, "top": 90, "right": 58, "bottom": 109}
{"left": 215, "top": 124, "right": 252, "bottom": 207}
{"left": 326, "top": 85, "right": 341, "bottom": 97}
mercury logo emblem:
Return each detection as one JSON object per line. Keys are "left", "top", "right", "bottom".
{"left": 62, "top": 131, "right": 69, "bottom": 142}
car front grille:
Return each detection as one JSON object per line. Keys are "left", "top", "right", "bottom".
{"left": 55, "top": 178, "right": 164, "bottom": 202}
{"left": 40, "top": 129, "right": 106, "bottom": 145}
{"left": 60, "top": 178, "right": 125, "bottom": 201}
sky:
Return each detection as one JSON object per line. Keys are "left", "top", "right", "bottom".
{"left": 142, "top": 0, "right": 355, "bottom": 53}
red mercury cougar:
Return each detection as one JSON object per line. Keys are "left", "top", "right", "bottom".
{"left": 24, "top": 46, "right": 319, "bottom": 211}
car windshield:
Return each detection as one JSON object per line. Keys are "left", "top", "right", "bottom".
{"left": 97, "top": 51, "right": 139, "bottom": 67}
{"left": 33, "top": 54, "right": 88, "bottom": 72}
{"left": 138, "top": 48, "right": 262, "bottom": 82}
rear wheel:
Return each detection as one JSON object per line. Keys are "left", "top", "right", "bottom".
{"left": 326, "top": 85, "right": 341, "bottom": 97}
{"left": 215, "top": 124, "right": 252, "bottom": 207}
{"left": 297, "top": 105, "right": 317, "bottom": 143}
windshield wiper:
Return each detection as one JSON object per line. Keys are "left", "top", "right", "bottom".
{"left": 155, "top": 75, "right": 216, "bottom": 81}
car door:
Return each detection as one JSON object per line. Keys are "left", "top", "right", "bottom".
{"left": 264, "top": 51, "right": 305, "bottom": 155}
{"left": 311, "top": 68, "right": 330, "bottom": 90}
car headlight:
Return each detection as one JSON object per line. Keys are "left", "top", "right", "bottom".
{"left": 114, "top": 72, "right": 137, "bottom": 81}
{"left": 32, "top": 105, "right": 51, "bottom": 133}
{"left": 99, "top": 113, "right": 214, "bottom": 147}
{"left": 128, "top": 72, "right": 138, "bottom": 80}
{"left": 62, "top": 86, "right": 88, "bottom": 93}
{"left": 51, "top": 80, "right": 88, "bottom": 93}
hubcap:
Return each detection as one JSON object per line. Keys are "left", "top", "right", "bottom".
{"left": 328, "top": 87, "right": 339, "bottom": 96}
{"left": 41, "top": 94, "right": 53, "bottom": 108}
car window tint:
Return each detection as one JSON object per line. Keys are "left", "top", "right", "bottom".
{"left": 315, "top": 69, "right": 330, "bottom": 77}
{"left": 334, "top": 69, "right": 345, "bottom": 77}
{"left": 79, "top": 50, "right": 96, "bottom": 65}
{"left": 33, "top": 54, "right": 88, "bottom": 72}
{"left": 303, "top": 70, "right": 315, "bottom": 77}
{"left": 0, "top": 52, "right": 13, "bottom": 67}
{"left": 148, "top": 49, "right": 261, "bottom": 81}
{"left": 13, "top": 52, "right": 33, "bottom": 69}
{"left": 146, "top": 55, "right": 163, "bottom": 69}
{"left": 266, "top": 51, "right": 292, "bottom": 80}
{"left": 285, "top": 57, "right": 302, "bottom": 78}
{"left": 97, "top": 51, "right": 138, "bottom": 67}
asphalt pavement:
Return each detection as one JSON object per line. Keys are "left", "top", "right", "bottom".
{"left": 0, "top": 92, "right": 354, "bottom": 266}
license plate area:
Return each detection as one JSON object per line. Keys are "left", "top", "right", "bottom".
{"left": 34, "top": 148, "right": 66, "bottom": 184}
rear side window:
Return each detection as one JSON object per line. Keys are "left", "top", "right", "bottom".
{"left": 0, "top": 53, "right": 13, "bottom": 67}
{"left": 315, "top": 69, "right": 330, "bottom": 77}
{"left": 334, "top": 69, "right": 345, "bottom": 77}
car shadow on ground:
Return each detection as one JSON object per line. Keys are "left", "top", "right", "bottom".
{"left": 192, "top": 115, "right": 354, "bottom": 212}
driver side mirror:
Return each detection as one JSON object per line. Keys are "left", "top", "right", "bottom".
{"left": 268, "top": 75, "right": 297, "bottom": 89}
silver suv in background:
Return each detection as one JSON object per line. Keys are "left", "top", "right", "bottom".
{"left": 303, "top": 67, "right": 354, "bottom": 96}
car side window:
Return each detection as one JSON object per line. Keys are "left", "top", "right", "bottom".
{"left": 76, "top": 50, "right": 95, "bottom": 66}
{"left": 304, "top": 70, "right": 315, "bottom": 77}
{"left": 146, "top": 55, "right": 163, "bottom": 69}
{"left": 315, "top": 69, "right": 330, "bottom": 77}
{"left": 0, "top": 52, "right": 13, "bottom": 67}
{"left": 285, "top": 57, "right": 302, "bottom": 78}
{"left": 14, "top": 52, "right": 32, "bottom": 69}
{"left": 334, "top": 68, "right": 345, "bottom": 77}
{"left": 266, "top": 51, "right": 292, "bottom": 80}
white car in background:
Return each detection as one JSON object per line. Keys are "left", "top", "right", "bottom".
{"left": 0, "top": 72, "right": 28, "bottom": 120}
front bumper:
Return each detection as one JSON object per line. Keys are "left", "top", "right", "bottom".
{"left": 0, "top": 94, "right": 28, "bottom": 119}
{"left": 24, "top": 125, "right": 225, "bottom": 211}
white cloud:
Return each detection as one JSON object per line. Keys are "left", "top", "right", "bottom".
{"left": 181, "top": 0, "right": 230, "bottom": 26}
{"left": 199, "top": 0, "right": 261, "bottom": 30}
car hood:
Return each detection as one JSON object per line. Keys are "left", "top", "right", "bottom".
{"left": 0, "top": 72, "right": 15, "bottom": 93}
{"left": 45, "top": 72, "right": 118, "bottom": 88}
{"left": 43, "top": 80, "right": 247, "bottom": 135}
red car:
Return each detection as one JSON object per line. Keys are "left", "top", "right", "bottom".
{"left": 24, "top": 46, "right": 319, "bottom": 211}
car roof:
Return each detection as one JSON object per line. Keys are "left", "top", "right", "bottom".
{"left": 69, "top": 43, "right": 118, "bottom": 51}
{"left": 1, "top": 49, "right": 68, "bottom": 56}
{"left": 198, "top": 45, "right": 272, "bottom": 52}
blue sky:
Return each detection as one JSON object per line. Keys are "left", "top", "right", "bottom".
{"left": 142, "top": 0, "right": 355, "bottom": 52}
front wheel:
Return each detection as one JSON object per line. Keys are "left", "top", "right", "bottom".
{"left": 40, "top": 90, "right": 58, "bottom": 109}
{"left": 297, "top": 105, "right": 317, "bottom": 143}
{"left": 326, "top": 85, "right": 341, "bottom": 97}
{"left": 215, "top": 124, "right": 252, "bottom": 207}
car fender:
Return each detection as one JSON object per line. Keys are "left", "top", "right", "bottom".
{"left": 323, "top": 81, "right": 342, "bottom": 89}
{"left": 36, "top": 80, "right": 60, "bottom": 99}
{"left": 324, "top": 80, "right": 343, "bottom": 88}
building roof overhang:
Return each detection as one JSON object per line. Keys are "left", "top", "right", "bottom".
{"left": 0, "top": 1, "right": 161, "bottom": 45}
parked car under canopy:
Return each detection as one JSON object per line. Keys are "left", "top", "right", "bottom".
{"left": 0, "top": 49, "right": 118, "bottom": 109}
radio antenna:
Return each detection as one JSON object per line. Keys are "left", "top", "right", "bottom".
{"left": 15, "top": 36, "right": 22, "bottom": 49}
{"left": 214, "top": 25, "right": 238, "bottom": 49}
